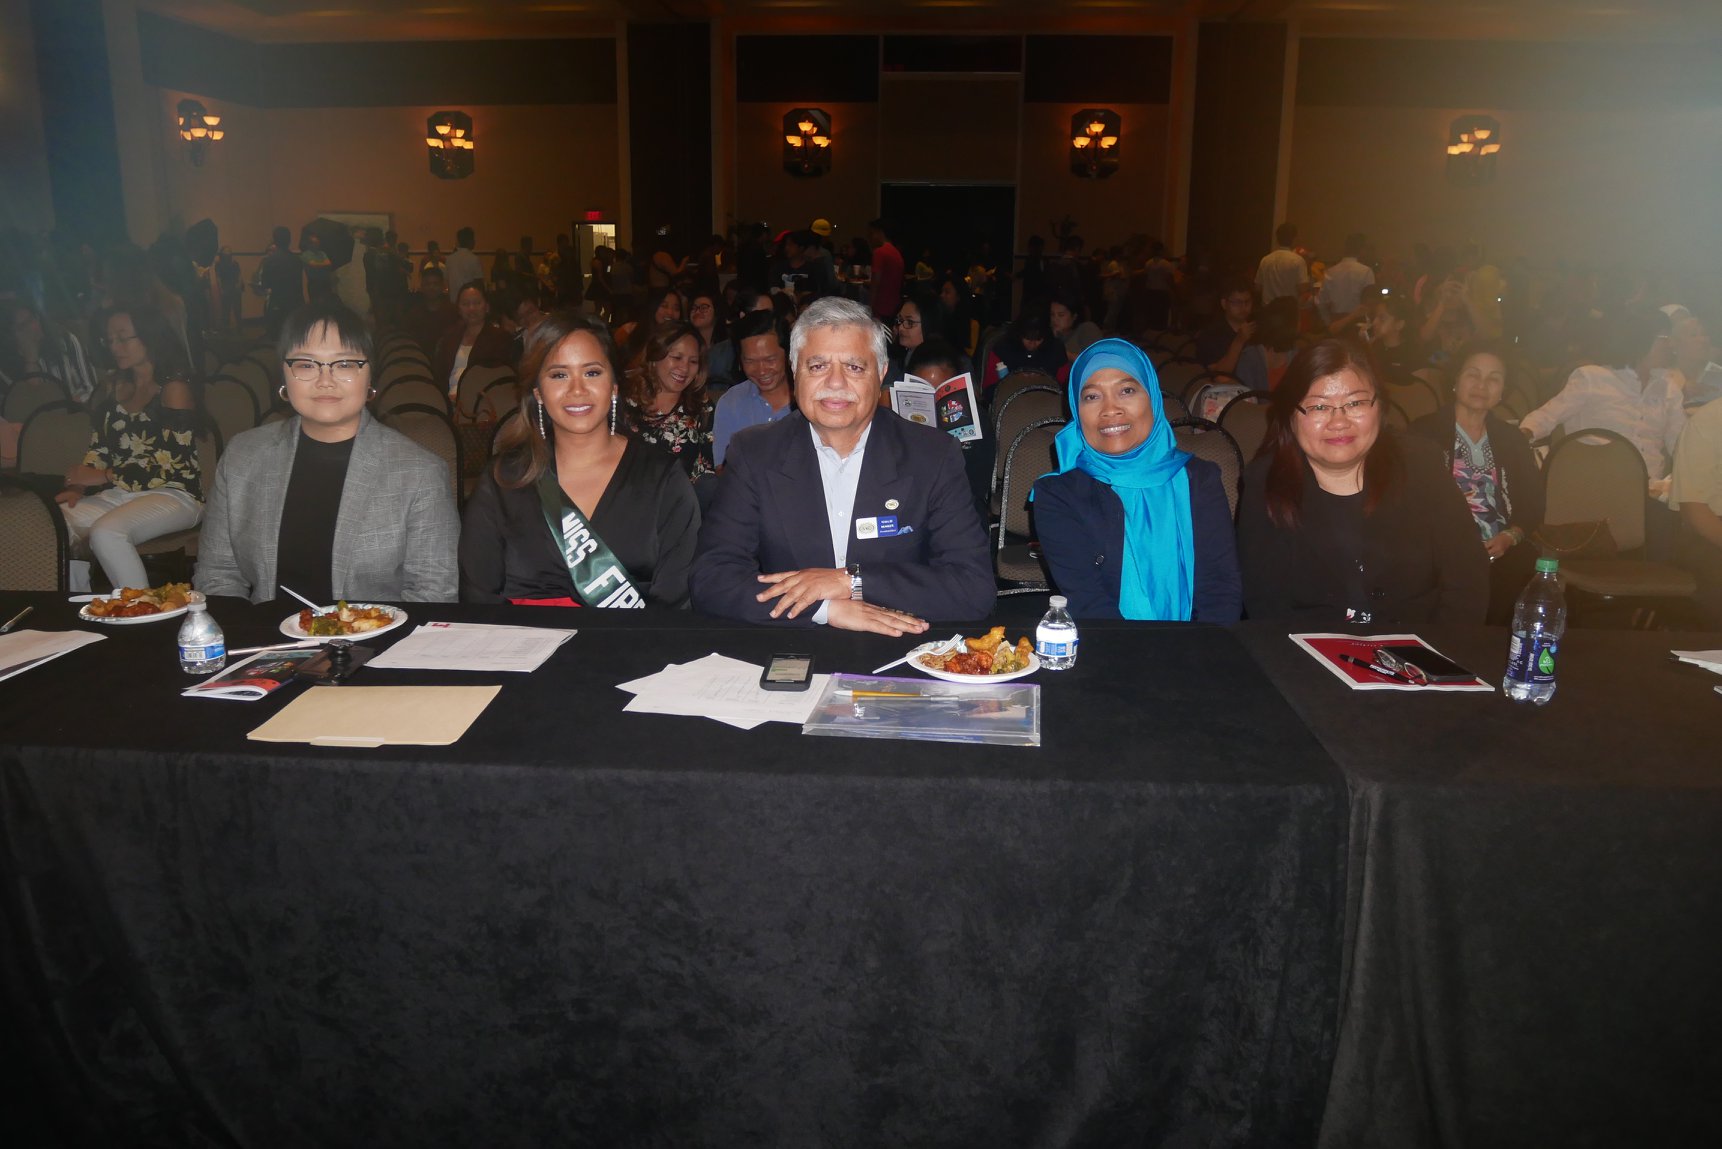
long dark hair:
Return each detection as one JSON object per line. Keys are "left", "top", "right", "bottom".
{"left": 626, "top": 320, "right": 706, "bottom": 415}
{"left": 491, "top": 310, "right": 626, "bottom": 489}
{"left": 1260, "top": 338, "right": 1399, "bottom": 528}
{"left": 90, "top": 305, "right": 191, "bottom": 411}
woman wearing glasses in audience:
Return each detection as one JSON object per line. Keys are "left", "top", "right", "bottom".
{"left": 1411, "top": 341, "right": 1545, "bottom": 624}
{"left": 687, "top": 288, "right": 734, "bottom": 394}
{"left": 55, "top": 307, "right": 203, "bottom": 592}
{"left": 432, "top": 280, "right": 514, "bottom": 408}
{"left": 1032, "top": 339, "right": 1241, "bottom": 621}
{"left": 887, "top": 291, "right": 941, "bottom": 384}
{"left": 195, "top": 300, "right": 460, "bottom": 604}
{"left": 1237, "top": 339, "right": 1488, "bottom": 624}
{"left": 460, "top": 312, "right": 699, "bottom": 608}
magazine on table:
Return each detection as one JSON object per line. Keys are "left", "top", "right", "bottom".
{"left": 182, "top": 648, "right": 320, "bottom": 701}
{"left": 1290, "top": 633, "right": 1493, "bottom": 692}
{"left": 890, "top": 372, "right": 982, "bottom": 442}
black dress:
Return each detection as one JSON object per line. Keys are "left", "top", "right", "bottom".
{"left": 458, "top": 436, "right": 701, "bottom": 608}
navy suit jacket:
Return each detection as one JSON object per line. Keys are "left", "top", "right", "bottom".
{"left": 1030, "top": 458, "right": 1243, "bottom": 622}
{"left": 690, "top": 409, "right": 997, "bottom": 624}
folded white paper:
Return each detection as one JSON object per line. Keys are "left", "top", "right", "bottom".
{"left": 618, "top": 653, "right": 829, "bottom": 729}
{"left": 0, "top": 629, "right": 106, "bottom": 683}
{"left": 1671, "top": 649, "right": 1722, "bottom": 675}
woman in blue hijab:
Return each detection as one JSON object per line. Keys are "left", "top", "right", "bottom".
{"left": 1031, "top": 338, "right": 1242, "bottom": 620}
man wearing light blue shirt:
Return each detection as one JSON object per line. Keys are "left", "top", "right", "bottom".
{"left": 712, "top": 311, "right": 795, "bottom": 466}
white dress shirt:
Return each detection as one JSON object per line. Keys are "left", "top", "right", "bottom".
{"left": 1255, "top": 246, "right": 1308, "bottom": 305}
{"left": 808, "top": 419, "right": 872, "bottom": 624}
{"left": 1316, "top": 256, "right": 1376, "bottom": 320}
{"left": 1519, "top": 365, "right": 1687, "bottom": 481}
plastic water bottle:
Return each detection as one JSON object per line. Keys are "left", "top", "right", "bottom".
{"left": 177, "top": 595, "right": 227, "bottom": 676}
{"left": 1504, "top": 557, "right": 1565, "bottom": 705}
{"left": 1035, "top": 594, "right": 1079, "bottom": 670}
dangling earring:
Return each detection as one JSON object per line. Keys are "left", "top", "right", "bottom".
{"left": 535, "top": 393, "right": 547, "bottom": 439}
{"left": 609, "top": 390, "right": 619, "bottom": 436}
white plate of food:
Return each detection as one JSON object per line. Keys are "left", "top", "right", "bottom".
{"left": 78, "top": 584, "right": 195, "bottom": 625}
{"left": 278, "top": 602, "right": 408, "bottom": 640}
{"left": 906, "top": 626, "right": 1041, "bottom": 684}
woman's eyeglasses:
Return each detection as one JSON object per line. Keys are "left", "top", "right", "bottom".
{"left": 285, "top": 357, "right": 368, "bottom": 384}
{"left": 101, "top": 333, "right": 140, "bottom": 347}
{"left": 1295, "top": 396, "right": 1377, "bottom": 421}
{"left": 894, "top": 316, "right": 920, "bottom": 328}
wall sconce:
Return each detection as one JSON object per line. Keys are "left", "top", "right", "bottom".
{"left": 426, "top": 110, "right": 475, "bottom": 180}
{"left": 1446, "top": 114, "right": 1501, "bottom": 186}
{"left": 1070, "top": 108, "right": 1120, "bottom": 179}
{"left": 782, "top": 108, "right": 832, "bottom": 178}
{"left": 176, "top": 99, "right": 224, "bottom": 166}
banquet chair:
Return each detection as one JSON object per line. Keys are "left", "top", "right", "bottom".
{"left": 990, "top": 386, "right": 1062, "bottom": 513}
{"left": 990, "top": 369, "right": 1059, "bottom": 414}
{"left": 2, "top": 373, "right": 70, "bottom": 424}
{"left": 16, "top": 403, "right": 92, "bottom": 479}
{"left": 1155, "top": 359, "right": 1208, "bottom": 406}
{"left": 995, "top": 417, "right": 1064, "bottom": 593}
{"left": 380, "top": 403, "right": 464, "bottom": 509}
{"left": 1172, "top": 418, "right": 1245, "bottom": 519}
{"left": 225, "top": 358, "right": 276, "bottom": 414}
{"left": 1541, "top": 428, "right": 1695, "bottom": 621}
{"left": 1217, "top": 392, "right": 1271, "bottom": 463}
{"left": 377, "top": 359, "right": 434, "bottom": 391}
{"left": 1382, "top": 396, "right": 1410, "bottom": 432}
{"left": 479, "top": 379, "right": 522, "bottom": 423}
{"left": 1160, "top": 391, "right": 1190, "bottom": 422}
{"left": 375, "top": 379, "right": 450, "bottom": 416}
{"left": 1386, "top": 377, "right": 1440, "bottom": 424}
{"left": 202, "top": 376, "right": 260, "bottom": 447}
{"left": 1411, "top": 367, "right": 1448, "bottom": 398}
{"left": 456, "top": 365, "right": 515, "bottom": 422}
{"left": 0, "top": 475, "right": 67, "bottom": 590}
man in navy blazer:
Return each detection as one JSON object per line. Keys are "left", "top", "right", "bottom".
{"left": 691, "top": 297, "right": 996, "bottom": 633}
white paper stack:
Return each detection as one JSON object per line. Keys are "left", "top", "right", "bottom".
{"left": 617, "top": 653, "right": 831, "bottom": 730}
{"left": 367, "top": 621, "right": 576, "bottom": 673}
{"left": 1671, "top": 650, "right": 1722, "bottom": 675}
{"left": 0, "top": 630, "right": 106, "bottom": 683}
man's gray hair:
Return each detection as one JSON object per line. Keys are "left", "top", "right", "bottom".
{"left": 789, "top": 296, "right": 890, "bottom": 380}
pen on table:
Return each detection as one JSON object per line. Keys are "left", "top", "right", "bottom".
{"left": 841, "top": 689, "right": 928, "bottom": 699}
{"left": 1337, "top": 653, "right": 1415, "bottom": 683}
{"left": 0, "top": 606, "right": 34, "bottom": 635}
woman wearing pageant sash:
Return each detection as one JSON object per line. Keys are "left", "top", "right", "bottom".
{"left": 459, "top": 311, "right": 701, "bottom": 608}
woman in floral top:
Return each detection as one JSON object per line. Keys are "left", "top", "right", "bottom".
{"left": 624, "top": 320, "right": 714, "bottom": 492}
{"left": 56, "top": 307, "right": 203, "bottom": 591}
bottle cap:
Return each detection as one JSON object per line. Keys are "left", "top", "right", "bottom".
{"left": 1049, "top": 595, "right": 1068, "bottom": 608}
{"left": 1535, "top": 557, "right": 1559, "bottom": 573}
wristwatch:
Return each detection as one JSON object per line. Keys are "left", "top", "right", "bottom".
{"left": 846, "top": 562, "right": 863, "bottom": 601}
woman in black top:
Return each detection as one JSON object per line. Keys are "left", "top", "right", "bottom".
{"left": 460, "top": 312, "right": 699, "bottom": 608}
{"left": 1410, "top": 341, "right": 1545, "bottom": 623}
{"left": 1237, "top": 338, "right": 1488, "bottom": 626}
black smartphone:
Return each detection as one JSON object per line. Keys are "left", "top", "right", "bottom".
{"left": 760, "top": 653, "right": 814, "bottom": 691}
{"left": 1373, "top": 644, "right": 1475, "bottom": 685}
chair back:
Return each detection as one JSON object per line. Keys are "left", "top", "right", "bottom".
{"left": 203, "top": 376, "right": 259, "bottom": 446}
{"left": 480, "top": 378, "right": 522, "bottom": 422}
{"left": 1543, "top": 427, "right": 1649, "bottom": 552}
{"left": 1217, "top": 391, "right": 1271, "bottom": 462}
{"left": 226, "top": 358, "right": 275, "bottom": 411}
{"left": 1382, "top": 396, "right": 1410, "bottom": 432}
{"left": 0, "top": 475, "right": 67, "bottom": 590}
{"left": 379, "top": 403, "right": 464, "bottom": 508}
{"left": 378, "top": 358, "right": 434, "bottom": 391}
{"left": 1386, "top": 377, "right": 1440, "bottom": 424}
{"left": 1155, "top": 358, "right": 1208, "bottom": 405}
{"left": 456, "top": 364, "right": 516, "bottom": 421}
{"left": 375, "top": 378, "right": 450, "bottom": 416}
{"left": 16, "top": 402, "right": 92, "bottom": 478}
{"left": 991, "top": 386, "right": 1063, "bottom": 504}
{"left": 991, "top": 369, "right": 1059, "bottom": 413}
{"left": 1160, "top": 391, "right": 1189, "bottom": 422}
{"left": 1410, "top": 367, "right": 1448, "bottom": 398}
{"left": 999, "top": 418, "right": 1064, "bottom": 542}
{"left": 1172, "top": 418, "right": 1245, "bottom": 518}
{"left": 2, "top": 373, "right": 71, "bottom": 424}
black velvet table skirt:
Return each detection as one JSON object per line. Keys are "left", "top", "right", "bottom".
{"left": 1, "top": 600, "right": 1346, "bottom": 1148}
{"left": 1239, "top": 624, "right": 1722, "bottom": 1149}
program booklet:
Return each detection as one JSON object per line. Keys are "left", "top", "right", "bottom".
{"left": 890, "top": 372, "right": 982, "bottom": 442}
{"left": 182, "top": 648, "right": 320, "bottom": 701}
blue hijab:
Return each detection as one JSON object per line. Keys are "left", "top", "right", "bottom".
{"left": 1052, "top": 338, "right": 1195, "bottom": 620}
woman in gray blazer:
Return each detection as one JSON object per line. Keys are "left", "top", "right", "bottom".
{"left": 195, "top": 301, "right": 460, "bottom": 604}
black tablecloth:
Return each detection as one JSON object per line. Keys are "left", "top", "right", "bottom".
{"left": 1238, "top": 624, "right": 1722, "bottom": 1149}
{"left": 1, "top": 598, "right": 1345, "bottom": 1148}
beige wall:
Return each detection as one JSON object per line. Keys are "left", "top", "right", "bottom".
{"left": 1288, "top": 103, "right": 1722, "bottom": 272}
{"left": 0, "top": 0, "right": 54, "bottom": 235}
{"left": 1018, "top": 101, "right": 1169, "bottom": 252}
{"left": 733, "top": 101, "right": 881, "bottom": 239}
{"left": 148, "top": 90, "right": 621, "bottom": 255}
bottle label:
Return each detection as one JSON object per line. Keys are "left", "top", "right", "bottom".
{"left": 1506, "top": 634, "right": 1556, "bottom": 684}
{"left": 181, "top": 642, "right": 225, "bottom": 663}
{"left": 1035, "top": 637, "right": 1076, "bottom": 659}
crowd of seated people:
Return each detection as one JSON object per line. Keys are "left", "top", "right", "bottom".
{"left": 4, "top": 217, "right": 1721, "bottom": 629}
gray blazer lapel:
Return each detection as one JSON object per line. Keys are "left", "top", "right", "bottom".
{"left": 251, "top": 417, "right": 301, "bottom": 599}
{"left": 331, "top": 412, "right": 383, "bottom": 594}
